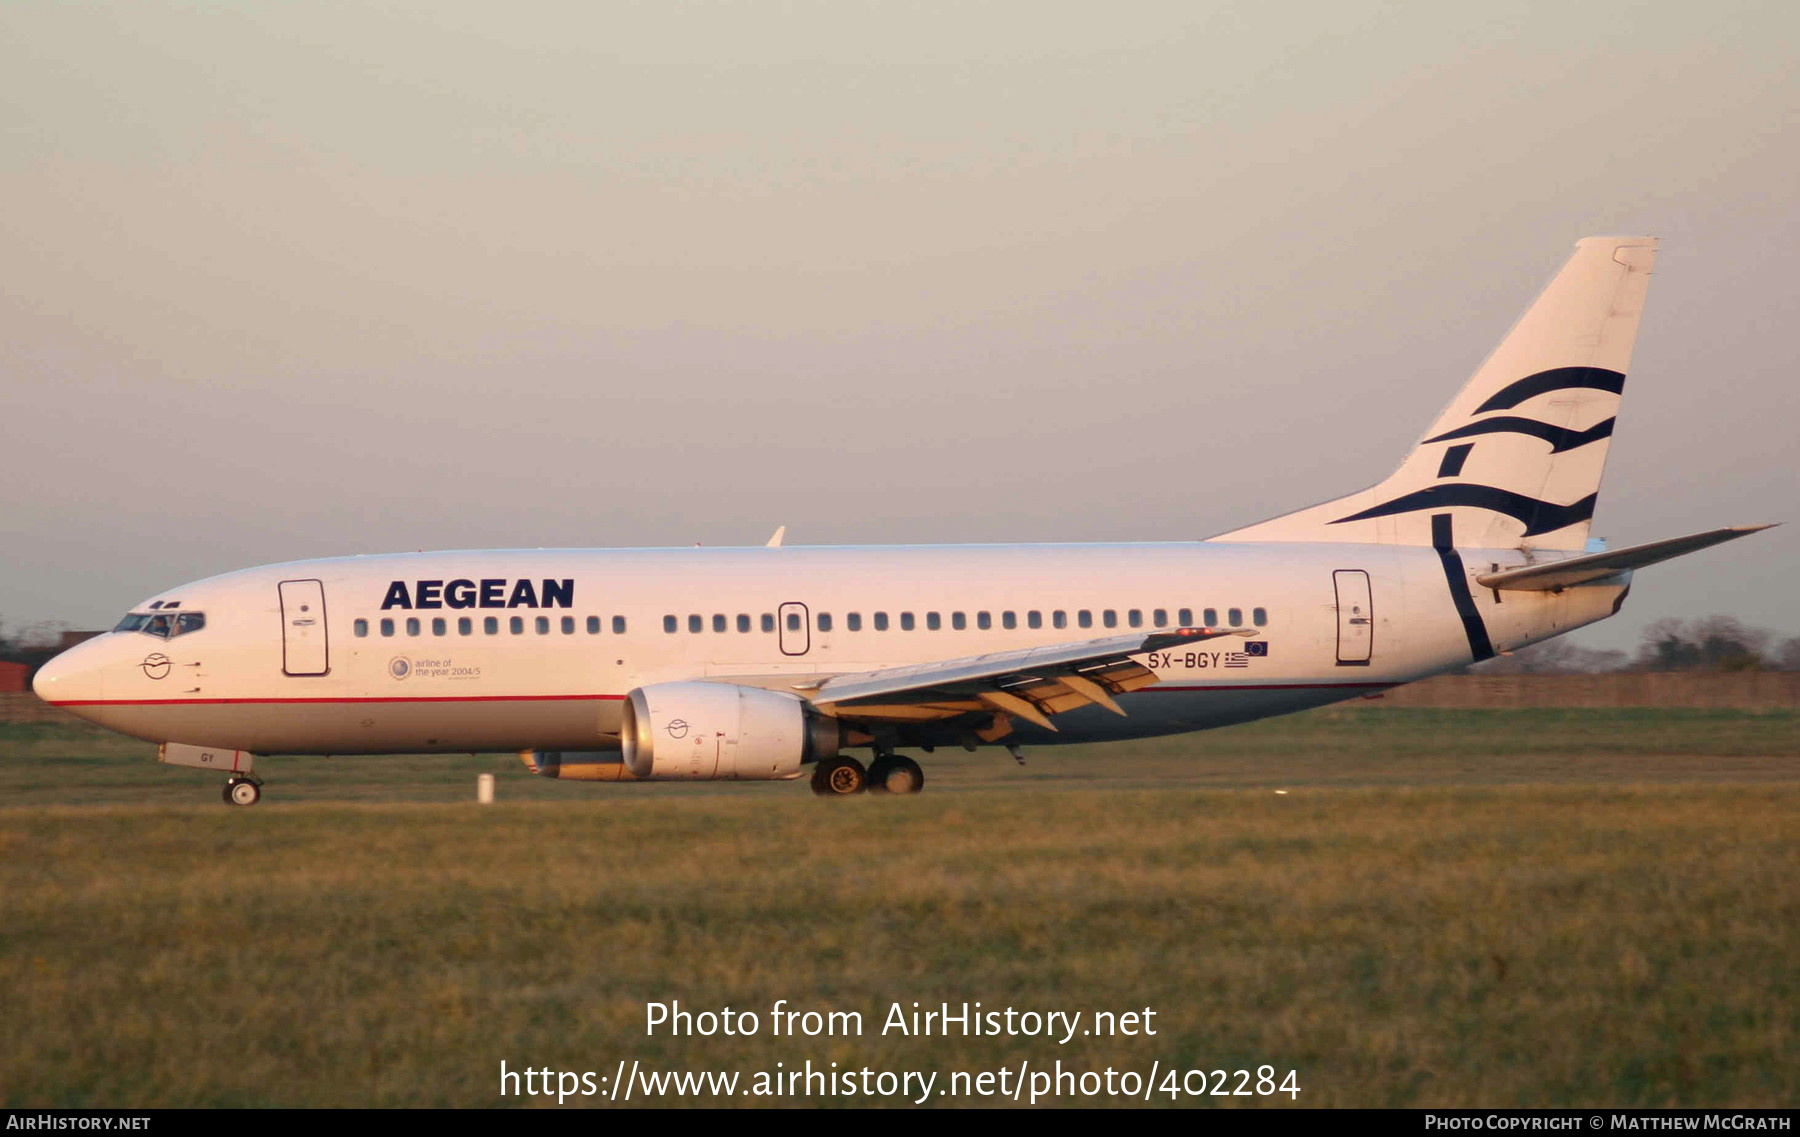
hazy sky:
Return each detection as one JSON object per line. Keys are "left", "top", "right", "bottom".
{"left": 3, "top": 1, "right": 1795, "bottom": 652}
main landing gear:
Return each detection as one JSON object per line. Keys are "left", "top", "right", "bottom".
{"left": 810, "top": 754, "right": 925, "bottom": 797}
{"left": 223, "top": 777, "right": 263, "bottom": 807}
{"left": 868, "top": 754, "right": 924, "bottom": 795}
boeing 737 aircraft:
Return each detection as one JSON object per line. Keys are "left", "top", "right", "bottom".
{"left": 32, "top": 236, "right": 1772, "bottom": 804}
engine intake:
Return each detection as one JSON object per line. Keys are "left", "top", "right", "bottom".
{"left": 622, "top": 682, "right": 836, "bottom": 781}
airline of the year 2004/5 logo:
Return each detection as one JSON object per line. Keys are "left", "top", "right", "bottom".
{"left": 388, "top": 655, "right": 482, "bottom": 681}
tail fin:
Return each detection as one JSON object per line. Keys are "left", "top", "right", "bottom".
{"left": 1214, "top": 236, "right": 1657, "bottom": 550}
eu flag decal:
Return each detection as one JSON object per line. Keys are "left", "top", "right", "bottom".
{"left": 1244, "top": 641, "right": 1269, "bottom": 657}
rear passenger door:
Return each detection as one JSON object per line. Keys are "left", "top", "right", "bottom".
{"left": 1333, "top": 570, "right": 1373, "bottom": 666}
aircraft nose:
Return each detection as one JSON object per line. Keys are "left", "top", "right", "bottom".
{"left": 31, "top": 639, "right": 110, "bottom": 708}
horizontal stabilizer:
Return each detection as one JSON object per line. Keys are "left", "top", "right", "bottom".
{"left": 1476, "top": 525, "right": 1776, "bottom": 591}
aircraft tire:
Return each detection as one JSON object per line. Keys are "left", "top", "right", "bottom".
{"left": 877, "top": 756, "right": 924, "bottom": 795}
{"left": 225, "top": 779, "right": 261, "bottom": 807}
{"left": 810, "top": 756, "right": 867, "bottom": 797}
{"left": 866, "top": 757, "right": 893, "bottom": 794}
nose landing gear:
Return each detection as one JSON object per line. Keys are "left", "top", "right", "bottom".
{"left": 223, "top": 777, "right": 263, "bottom": 806}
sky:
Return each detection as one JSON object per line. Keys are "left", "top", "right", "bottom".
{"left": 2, "top": 0, "right": 1795, "bottom": 653}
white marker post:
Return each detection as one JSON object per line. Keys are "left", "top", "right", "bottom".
{"left": 477, "top": 773, "right": 495, "bottom": 804}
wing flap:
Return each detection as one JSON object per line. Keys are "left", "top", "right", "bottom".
{"left": 1477, "top": 524, "right": 1776, "bottom": 591}
{"left": 807, "top": 626, "right": 1255, "bottom": 726}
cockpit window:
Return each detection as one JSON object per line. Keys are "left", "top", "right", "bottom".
{"left": 114, "top": 610, "right": 205, "bottom": 639}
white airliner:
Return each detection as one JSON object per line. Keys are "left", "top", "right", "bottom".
{"left": 32, "top": 236, "right": 1772, "bottom": 804}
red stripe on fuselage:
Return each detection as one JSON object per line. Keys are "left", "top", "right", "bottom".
{"left": 48, "top": 682, "right": 1397, "bottom": 708}
{"left": 47, "top": 694, "right": 628, "bottom": 707}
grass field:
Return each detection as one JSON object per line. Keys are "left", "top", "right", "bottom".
{"left": 2, "top": 708, "right": 1796, "bottom": 1108}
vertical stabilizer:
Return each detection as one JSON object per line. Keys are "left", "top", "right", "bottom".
{"left": 1213, "top": 236, "right": 1656, "bottom": 550}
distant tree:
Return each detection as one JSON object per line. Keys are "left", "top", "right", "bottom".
{"left": 1775, "top": 636, "right": 1800, "bottom": 672}
{"left": 0, "top": 618, "right": 75, "bottom": 683}
{"left": 1473, "top": 636, "right": 1627, "bottom": 674}
{"left": 1631, "top": 616, "right": 1772, "bottom": 672}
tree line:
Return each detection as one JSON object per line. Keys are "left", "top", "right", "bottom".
{"left": 1474, "top": 616, "right": 1800, "bottom": 675}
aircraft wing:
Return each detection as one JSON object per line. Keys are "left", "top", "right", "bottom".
{"left": 1476, "top": 524, "right": 1776, "bottom": 592}
{"left": 789, "top": 626, "right": 1259, "bottom": 731}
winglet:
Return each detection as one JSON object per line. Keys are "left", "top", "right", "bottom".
{"left": 765, "top": 525, "right": 786, "bottom": 548}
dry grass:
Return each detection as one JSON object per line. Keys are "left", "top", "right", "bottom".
{"left": 1, "top": 709, "right": 1796, "bottom": 1107}
{"left": 2, "top": 789, "right": 1795, "bottom": 1107}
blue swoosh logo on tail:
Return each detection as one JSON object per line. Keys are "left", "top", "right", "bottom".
{"left": 1331, "top": 485, "right": 1597, "bottom": 536}
{"left": 1474, "top": 367, "right": 1624, "bottom": 413}
{"left": 1424, "top": 415, "right": 1615, "bottom": 453}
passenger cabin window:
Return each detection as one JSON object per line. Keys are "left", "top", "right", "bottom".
{"left": 613, "top": 616, "right": 627, "bottom": 634}
{"left": 874, "top": 612, "right": 889, "bottom": 631}
{"left": 510, "top": 616, "right": 524, "bottom": 634}
{"left": 354, "top": 618, "right": 368, "bottom": 637}
{"left": 1154, "top": 608, "right": 1168, "bottom": 627}
{"left": 405, "top": 617, "right": 421, "bottom": 636}
{"left": 1053, "top": 611, "right": 1067, "bottom": 629}
{"left": 1178, "top": 608, "right": 1193, "bottom": 626}
{"left": 1002, "top": 611, "right": 1016, "bottom": 630}
{"left": 1253, "top": 607, "right": 1268, "bottom": 626}
{"left": 1204, "top": 608, "right": 1218, "bottom": 627}
{"left": 1128, "top": 609, "right": 1143, "bottom": 628}
{"left": 432, "top": 618, "right": 447, "bottom": 636}
{"left": 1228, "top": 608, "right": 1242, "bottom": 626}
{"left": 587, "top": 616, "right": 601, "bottom": 634}
{"left": 818, "top": 613, "right": 833, "bottom": 632}
{"left": 847, "top": 613, "right": 862, "bottom": 631}
{"left": 1027, "top": 611, "right": 1042, "bottom": 629}
{"left": 688, "top": 615, "right": 703, "bottom": 634}
{"left": 460, "top": 617, "right": 474, "bottom": 635}
{"left": 381, "top": 618, "right": 395, "bottom": 637}
{"left": 926, "top": 612, "right": 941, "bottom": 631}
{"left": 900, "top": 612, "right": 915, "bottom": 631}
{"left": 786, "top": 611, "right": 803, "bottom": 632}
{"left": 713, "top": 614, "right": 727, "bottom": 633}
{"left": 562, "top": 616, "right": 575, "bottom": 634}
{"left": 737, "top": 614, "right": 751, "bottom": 633}
{"left": 537, "top": 616, "right": 551, "bottom": 635}
{"left": 761, "top": 613, "right": 775, "bottom": 633}
{"left": 976, "top": 612, "right": 991, "bottom": 630}
{"left": 664, "top": 615, "right": 678, "bottom": 634}
{"left": 485, "top": 617, "right": 499, "bottom": 634}
{"left": 1104, "top": 610, "right": 1118, "bottom": 629}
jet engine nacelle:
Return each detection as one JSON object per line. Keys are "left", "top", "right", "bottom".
{"left": 622, "top": 681, "right": 835, "bottom": 781}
